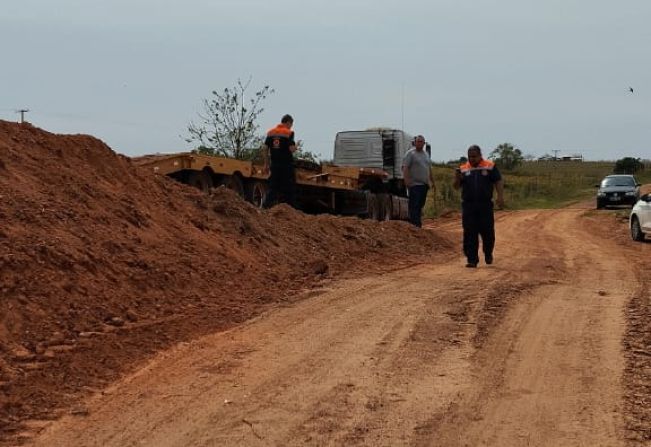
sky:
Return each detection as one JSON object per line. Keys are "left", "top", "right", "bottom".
{"left": 1, "top": 0, "right": 650, "bottom": 162}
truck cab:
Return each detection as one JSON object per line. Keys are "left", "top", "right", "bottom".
{"left": 334, "top": 130, "right": 413, "bottom": 178}
{"left": 333, "top": 129, "right": 417, "bottom": 195}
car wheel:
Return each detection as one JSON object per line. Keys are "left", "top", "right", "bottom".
{"left": 596, "top": 200, "right": 604, "bottom": 210}
{"left": 631, "top": 216, "right": 645, "bottom": 242}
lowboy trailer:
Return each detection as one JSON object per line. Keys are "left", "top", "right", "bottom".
{"left": 133, "top": 152, "right": 410, "bottom": 221}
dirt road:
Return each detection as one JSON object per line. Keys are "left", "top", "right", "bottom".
{"left": 30, "top": 205, "right": 643, "bottom": 446}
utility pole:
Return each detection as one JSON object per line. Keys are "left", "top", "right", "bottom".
{"left": 16, "top": 109, "right": 29, "bottom": 123}
{"left": 552, "top": 149, "right": 560, "bottom": 160}
{"left": 400, "top": 82, "right": 405, "bottom": 131}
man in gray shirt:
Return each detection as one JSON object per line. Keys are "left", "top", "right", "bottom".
{"left": 402, "top": 135, "right": 435, "bottom": 227}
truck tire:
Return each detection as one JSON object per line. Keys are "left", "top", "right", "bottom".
{"left": 247, "top": 180, "right": 268, "bottom": 208}
{"left": 399, "top": 197, "right": 409, "bottom": 220}
{"left": 366, "top": 193, "right": 381, "bottom": 220}
{"left": 187, "top": 170, "right": 213, "bottom": 193}
{"left": 220, "top": 174, "right": 245, "bottom": 198}
{"left": 377, "top": 193, "right": 392, "bottom": 221}
{"left": 391, "top": 195, "right": 402, "bottom": 220}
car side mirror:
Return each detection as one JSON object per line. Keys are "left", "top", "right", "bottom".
{"left": 642, "top": 194, "right": 651, "bottom": 202}
{"left": 594, "top": 184, "right": 600, "bottom": 188}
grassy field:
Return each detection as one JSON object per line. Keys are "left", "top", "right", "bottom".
{"left": 425, "top": 161, "right": 651, "bottom": 217}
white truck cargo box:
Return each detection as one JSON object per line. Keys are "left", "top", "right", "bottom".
{"left": 333, "top": 129, "right": 413, "bottom": 179}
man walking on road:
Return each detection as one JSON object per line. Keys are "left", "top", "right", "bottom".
{"left": 402, "top": 135, "right": 435, "bottom": 227}
{"left": 453, "top": 145, "right": 505, "bottom": 268}
{"left": 262, "top": 114, "right": 297, "bottom": 209}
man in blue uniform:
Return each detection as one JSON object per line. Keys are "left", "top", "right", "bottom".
{"left": 453, "top": 145, "right": 505, "bottom": 268}
{"left": 262, "top": 114, "right": 297, "bottom": 208}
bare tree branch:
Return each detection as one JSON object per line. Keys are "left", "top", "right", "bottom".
{"left": 187, "top": 78, "right": 274, "bottom": 159}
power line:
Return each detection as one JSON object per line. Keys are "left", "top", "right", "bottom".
{"left": 400, "top": 83, "right": 405, "bottom": 132}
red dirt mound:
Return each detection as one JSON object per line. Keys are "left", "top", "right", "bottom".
{"left": 0, "top": 120, "right": 454, "bottom": 444}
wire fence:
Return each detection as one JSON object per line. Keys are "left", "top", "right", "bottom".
{"left": 424, "top": 161, "right": 649, "bottom": 216}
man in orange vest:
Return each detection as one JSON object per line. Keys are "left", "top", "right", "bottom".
{"left": 453, "top": 145, "right": 505, "bottom": 268}
{"left": 262, "top": 114, "right": 297, "bottom": 208}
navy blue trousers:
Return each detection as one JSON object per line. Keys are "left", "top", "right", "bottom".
{"left": 262, "top": 164, "right": 296, "bottom": 209}
{"left": 462, "top": 201, "right": 495, "bottom": 264}
{"left": 408, "top": 185, "right": 429, "bottom": 227}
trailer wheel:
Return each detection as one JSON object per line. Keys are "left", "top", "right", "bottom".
{"left": 220, "top": 174, "right": 245, "bottom": 198}
{"left": 187, "top": 170, "right": 213, "bottom": 193}
{"left": 247, "top": 180, "right": 268, "bottom": 208}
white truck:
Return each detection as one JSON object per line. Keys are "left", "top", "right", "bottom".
{"left": 334, "top": 129, "right": 418, "bottom": 195}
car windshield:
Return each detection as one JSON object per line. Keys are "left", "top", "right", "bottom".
{"left": 601, "top": 177, "right": 636, "bottom": 187}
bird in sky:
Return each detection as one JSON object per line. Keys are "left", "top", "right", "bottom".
{"left": 629, "top": 87, "right": 634, "bottom": 93}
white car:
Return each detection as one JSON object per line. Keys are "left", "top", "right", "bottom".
{"left": 630, "top": 194, "right": 651, "bottom": 241}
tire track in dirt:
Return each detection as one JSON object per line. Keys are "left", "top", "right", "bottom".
{"left": 583, "top": 190, "right": 651, "bottom": 446}
{"left": 29, "top": 208, "right": 639, "bottom": 446}
{"left": 29, "top": 255, "right": 554, "bottom": 446}
{"left": 423, "top": 208, "right": 633, "bottom": 447}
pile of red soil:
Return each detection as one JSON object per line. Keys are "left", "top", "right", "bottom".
{"left": 0, "top": 120, "right": 453, "bottom": 444}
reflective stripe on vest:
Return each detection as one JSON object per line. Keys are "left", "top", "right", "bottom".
{"left": 459, "top": 159, "right": 495, "bottom": 173}
{"left": 266, "top": 125, "right": 293, "bottom": 138}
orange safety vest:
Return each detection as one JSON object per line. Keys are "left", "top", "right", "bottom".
{"left": 458, "top": 159, "right": 500, "bottom": 203}
{"left": 266, "top": 124, "right": 293, "bottom": 139}
{"left": 265, "top": 124, "right": 295, "bottom": 165}
{"left": 459, "top": 159, "right": 495, "bottom": 173}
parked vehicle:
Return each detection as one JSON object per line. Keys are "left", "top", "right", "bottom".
{"left": 596, "top": 175, "right": 640, "bottom": 209}
{"left": 134, "top": 130, "right": 419, "bottom": 221}
{"left": 333, "top": 129, "right": 415, "bottom": 197}
{"left": 630, "top": 194, "right": 651, "bottom": 241}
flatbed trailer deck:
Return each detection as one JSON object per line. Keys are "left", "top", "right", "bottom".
{"left": 133, "top": 152, "right": 409, "bottom": 220}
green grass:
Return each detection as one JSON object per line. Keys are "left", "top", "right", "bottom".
{"left": 424, "top": 161, "right": 649, "bottom": 217}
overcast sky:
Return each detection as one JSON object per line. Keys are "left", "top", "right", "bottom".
{"left": 1, "top": 0, "right": 649, "bottom": 161}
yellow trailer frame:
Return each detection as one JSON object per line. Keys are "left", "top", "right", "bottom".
{"left": 133, "top": 152, "right": 408, "bottom": 220}
{"left": 133, "top": 152, "right": 388, "bottom": 192}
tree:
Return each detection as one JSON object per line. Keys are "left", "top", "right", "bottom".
{"left": 186, "top": 78, "right": 274, "bottom": 159}
{"left": 614, "top": 157, "right": 644, "bottom": 174}
{"left": 248, "top": 138, "right": 320, "bottom": 163}
{"left": 489, "top": 143, "right": 523, "bottom": 170}
{"left": 293, "top": 140, "right": 320, "bottom": 164}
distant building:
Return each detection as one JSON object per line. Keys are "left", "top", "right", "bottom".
{"left": 561, "top": 154, "right": 583, "bottom": 161}
{"left": 537, "top": 153, "right": 583, "bottom": 162}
